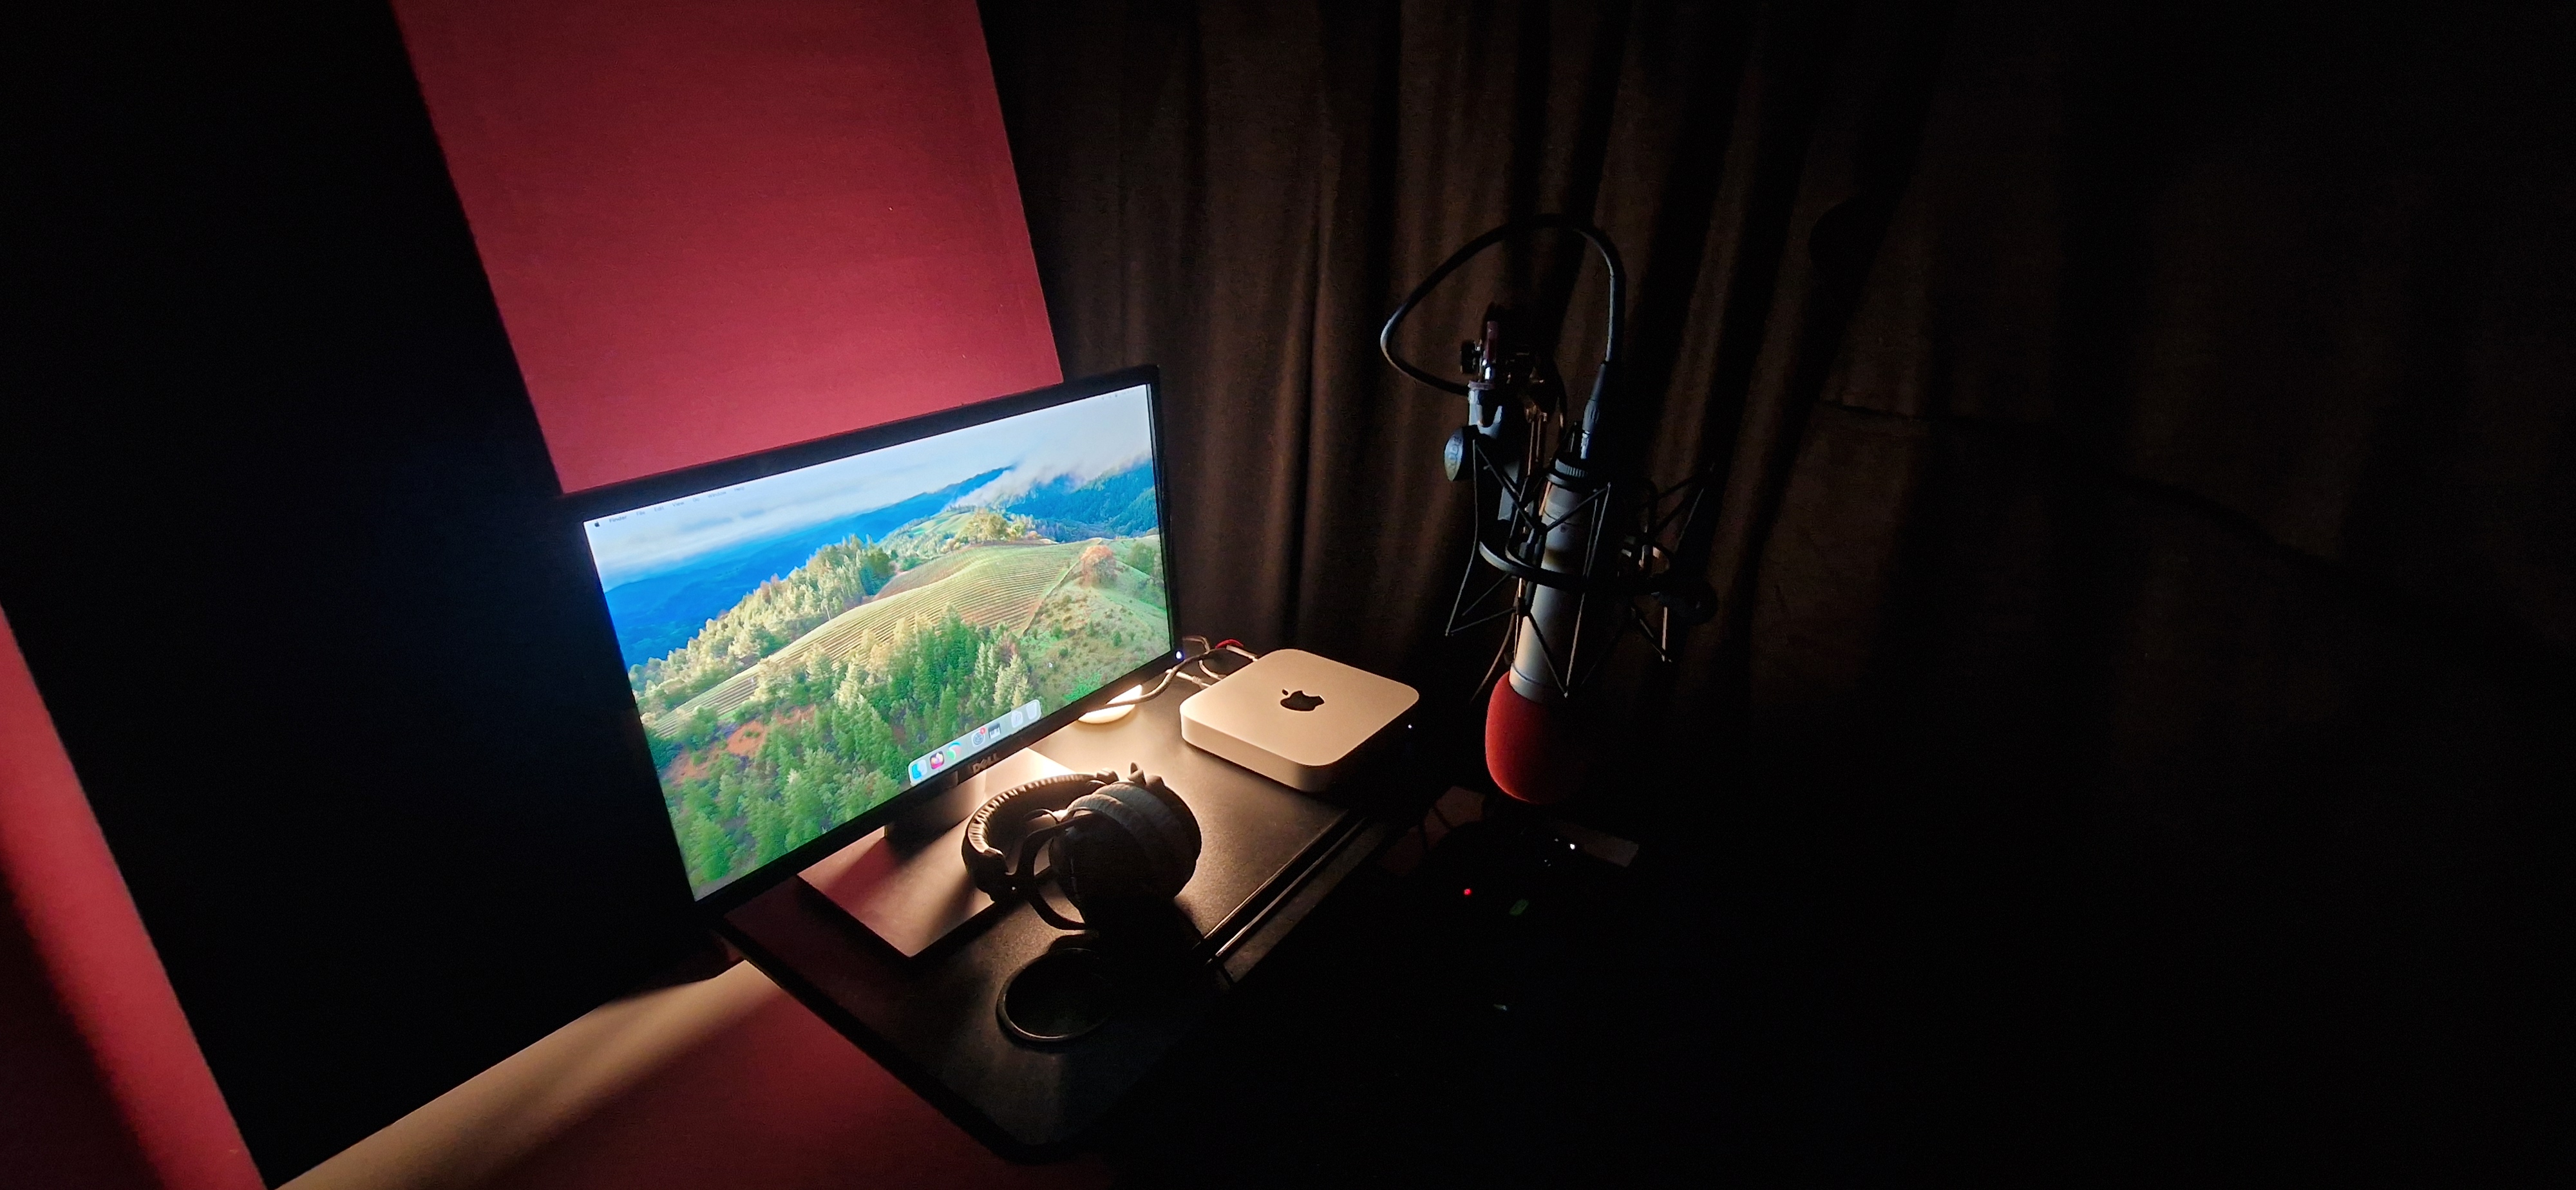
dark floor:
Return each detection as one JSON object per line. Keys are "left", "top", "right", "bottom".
{"left": 1084, "top": 736, "right": 2559, "bottom": 1187}
{"left": 1091, "top": 800, "right": 1785, "bottom": 1188}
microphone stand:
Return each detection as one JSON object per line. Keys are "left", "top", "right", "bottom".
{"left": 1380, "top": 217, "right": 1713, "bottom": 802}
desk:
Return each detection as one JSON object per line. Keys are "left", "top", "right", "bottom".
{"left": 717, "top": 693, "right": 1426, "bottom": 1158}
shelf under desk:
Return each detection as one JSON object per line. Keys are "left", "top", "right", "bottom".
{"left": 717, "top": 692, "right": 1416, "bottom": 1158}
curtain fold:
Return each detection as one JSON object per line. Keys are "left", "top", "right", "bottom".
{"left": 985, "top": 0, "right": 2572, "bottom": 1170}
{"left": 985, "top": 0, "right": 1975, "bottom": 733}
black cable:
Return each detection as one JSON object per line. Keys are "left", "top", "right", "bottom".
{"left": 1108, "top": 636, "right": 1262, "bottom": 712}
{"left": 1119, "top": 635, "right": 1220, "bottom": 703}
{"left": 1170, "top": 641, "right": 1258, "bottom": 689}
{"left": 1378, "top": 214, "right": 1627, "bottom": 397}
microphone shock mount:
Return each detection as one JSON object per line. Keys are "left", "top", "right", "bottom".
{"left": 1381, "top": 216, "right": 1718, "bottom": 702}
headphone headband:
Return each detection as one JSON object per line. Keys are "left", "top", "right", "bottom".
{"left": 961, "top": 771, "right": 1117, "bottom": 898}
{"left": 958, "top": 764, "right": 1203, "bottom": 934}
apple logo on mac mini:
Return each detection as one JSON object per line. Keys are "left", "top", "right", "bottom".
{"left": 1279, "top": 689, "right": 1325, "bottom": 712}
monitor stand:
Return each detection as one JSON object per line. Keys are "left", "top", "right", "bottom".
{"left": 797, "top": 749, "right": 1075, "bottom": 958}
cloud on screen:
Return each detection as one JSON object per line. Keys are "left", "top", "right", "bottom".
{"left": 949, "top": 389, "right": 1152, "bottom": 506}
{"left": 584, "top": 385, "right": 1153, "bottom": 585}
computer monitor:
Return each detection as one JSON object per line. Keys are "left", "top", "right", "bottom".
{"left": 571, "top": 367, "right": 1179, "bottom": 912}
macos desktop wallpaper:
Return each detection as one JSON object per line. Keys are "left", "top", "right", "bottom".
{"left": 583, "top": 386, "right": 1171, "bottom": 896}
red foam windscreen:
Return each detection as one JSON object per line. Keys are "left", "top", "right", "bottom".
{"left": 1485, "top": 680, "right": 1586, "bottom": 805}
{"left": 391, "top": 0, "right": 1061, "bottom": 493}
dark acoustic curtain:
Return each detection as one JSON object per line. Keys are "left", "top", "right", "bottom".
{"left": 983, "top": 0, "right": 2570, "bottom": 1175}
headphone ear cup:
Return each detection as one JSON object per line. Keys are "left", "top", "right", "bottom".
{"left": 1128, "top": 772, "right": 1200, "bottom": 889}
{"left": 1113, "top": 776, "right": 1199, "bottom": 899}
{"left": 1059, "top": 773, "right": 1199, "bottom": 905}
{"left": 1055, "top": 803, "right": 1152, "bottom": 907}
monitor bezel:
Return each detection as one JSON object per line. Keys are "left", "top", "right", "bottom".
{"left": 565, "top": 364, "right": 1180, "bottom": 916}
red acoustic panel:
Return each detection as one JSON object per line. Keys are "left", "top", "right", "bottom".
{"left": 0, "top": 612, "right": 263, "bottom": 1190}
{"left": 392, "top": 0, "right": 1060, "bottom": 493}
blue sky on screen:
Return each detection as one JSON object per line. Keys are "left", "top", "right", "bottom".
{"left": 585, "top": 384, "right": 1153, "bottom": 586}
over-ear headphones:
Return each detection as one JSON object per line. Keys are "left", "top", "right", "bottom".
{"left": 961, "top": 764, "right": 1200, "bottom": 930}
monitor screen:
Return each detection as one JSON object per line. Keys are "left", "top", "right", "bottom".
{"left": 577, "top": 379, "right": 1174, "bottom": 900}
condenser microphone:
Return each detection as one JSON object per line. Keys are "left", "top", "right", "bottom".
{"left": 1380, "top": 215, "right": 1643, "bottom": 806}
{"left": 1486, "top": 359, "right": 1615, "bottom": 804}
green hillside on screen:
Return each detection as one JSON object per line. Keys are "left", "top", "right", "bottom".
{"left": 635, "top": 504, "right": 1171, "bottom": 894}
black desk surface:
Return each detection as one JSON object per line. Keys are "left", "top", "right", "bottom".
{"left": 717, "top": 693, "right": 1423, "bottom": 1158}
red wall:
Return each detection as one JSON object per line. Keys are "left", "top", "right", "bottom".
{"left": 2, "top": 10, "right": 1059, "bottom": 1183}
{"left": 390, "top": 0, "right": 1061, "bottom": 493}
{"left": 0, "top": 612, "right": 263, "bottom": 1190}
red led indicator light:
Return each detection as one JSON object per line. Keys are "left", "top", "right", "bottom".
{"left": 1462, "top": 887, "right": 1473, "bottom": 896}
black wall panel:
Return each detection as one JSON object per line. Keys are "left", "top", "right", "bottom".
{"left": 6, "top": 6, "right": 699, "bottom": 1181}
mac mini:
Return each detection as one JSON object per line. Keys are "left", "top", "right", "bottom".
{"left": 1179, "top": 649, "right": 1419, "bottom": 792}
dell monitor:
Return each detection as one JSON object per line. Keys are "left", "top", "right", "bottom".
{"left": 571, "top": 367, "right": 1179, "bottom": 913}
